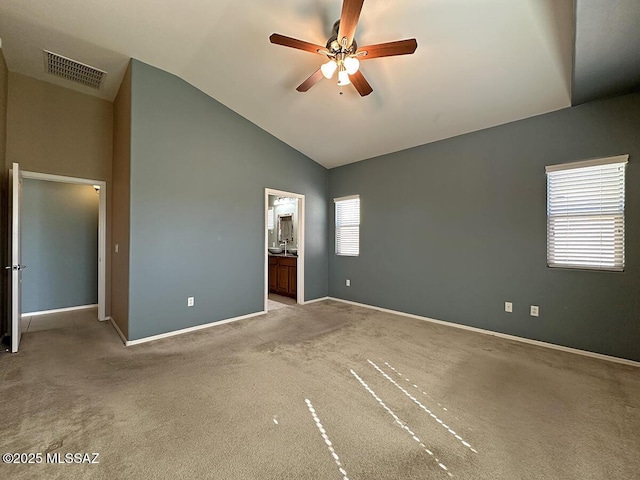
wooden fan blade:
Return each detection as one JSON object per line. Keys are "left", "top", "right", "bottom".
{"left": 296, "top": 69, "right": 324, "bottom": 92}
{"left": 337, "top": 0, "right": 364, "bottom": 49}
{"left": 356, "top": 39, "right": 418, "bottom": 59}
{"left": 269, "top": 34, "right": 328, "bottom": 55}
{"left": 350, "top": 70, "right": 373, "bottom": 96}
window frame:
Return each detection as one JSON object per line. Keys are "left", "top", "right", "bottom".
{"left": 334, "top": 195, "right": 360, "bottom": 257}
{"left": 545, "top": 155, "right": 628, "bottom": 272}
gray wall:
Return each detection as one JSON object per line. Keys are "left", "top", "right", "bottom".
{"left": 22, "top": 179, "right": 99, "bottom": 312}
{"left": 127, "top": 60, "right": 328, "bottom": 340}
{"left": 572, "top": 0, "right": 640, "bottom": 105}
{"left": 329, "top": 91, "right": 640, "bottom": 362}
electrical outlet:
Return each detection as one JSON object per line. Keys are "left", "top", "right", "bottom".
{"left": 530, "top": 305, "right": 539, "bottom": 317}
{"left": 505, "top": 301, "right": 513, "bottom": 313}
{"left": 114, "top": 244, "right": 119, "bottom": 253}
{"left": 188, "top": 297, "right": 195, "bottom": 307}
{"left": 346, "top": 279, "right": 351, "bottom": 287}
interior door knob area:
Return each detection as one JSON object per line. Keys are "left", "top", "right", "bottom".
{"left": 9, "top": 162, "right": 24, "bottom": 352}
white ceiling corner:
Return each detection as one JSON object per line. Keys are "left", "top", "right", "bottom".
{"left": 0, "top": 0, "right": 573, "bottom": 168}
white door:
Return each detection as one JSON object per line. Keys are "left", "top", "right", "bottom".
{"left": 8, "top": 162, "right": 24, "bottom": 353}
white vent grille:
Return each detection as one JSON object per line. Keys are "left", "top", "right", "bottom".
{"left": 44, "top": 51, "right": 106, "bottom": 89}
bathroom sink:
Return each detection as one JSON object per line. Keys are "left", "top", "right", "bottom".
{"left": 268, "top": 247, "right": 283, "bottom": 254}
{"left": 288, "top": 248, "right": 298, "bottom": 255}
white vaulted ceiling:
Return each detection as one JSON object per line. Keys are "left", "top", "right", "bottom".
{"left": 0, "top": 0, "right": 574, "bottom": 168}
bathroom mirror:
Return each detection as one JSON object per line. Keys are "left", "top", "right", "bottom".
{"left": 278, "top": 214, "right": 293, "bottom": 243}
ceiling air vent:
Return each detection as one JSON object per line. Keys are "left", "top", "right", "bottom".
{"left": 44, "top": 51, "right": 106, "bottom": 89}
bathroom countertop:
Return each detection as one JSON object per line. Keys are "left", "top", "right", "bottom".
{"left": 268, "top": 253, "right": 298, "bottom": 258}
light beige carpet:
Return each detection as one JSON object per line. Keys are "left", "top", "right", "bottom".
{"left": 268, "top": 294, "right": 296, "bottom": 311}
{"left": 1, "top": 300, "right": 639, "bottom": 479}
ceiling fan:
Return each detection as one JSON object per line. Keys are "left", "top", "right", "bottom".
{"left": 269, "top": 0, "right": 417, "bottom": 96}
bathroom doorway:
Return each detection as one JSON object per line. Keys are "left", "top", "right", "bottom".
{"left": 264, "top": 188, "right": 305, "bottom": 312}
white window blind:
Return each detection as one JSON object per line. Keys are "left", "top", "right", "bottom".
{"left": 546, "top": 155, "right": 627, "bottom": 271}
{"left": 335, "top": 195, "right": 360, "bottom": 256}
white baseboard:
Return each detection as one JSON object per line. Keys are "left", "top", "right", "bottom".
{"left": 327, "top": 297, "right": 640, "bottom": 368}
{"left": 111, "top": 311, "right": 267, "bottom": 347}
{"left": 25, "top": 304, "right": 98, "bottom": 317}
{"left": 302, "top": 296, "right": 329, "bottom": 305}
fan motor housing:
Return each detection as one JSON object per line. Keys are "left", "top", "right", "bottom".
{"left": 326, "top": 20, "right": 358, "bottom": 54}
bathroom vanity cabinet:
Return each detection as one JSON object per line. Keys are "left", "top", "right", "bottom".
{"left": 268, "top": 255, "right": 297, "bottom": 299}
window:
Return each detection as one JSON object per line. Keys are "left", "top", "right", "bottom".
{"left": 546, "top": 155, "right": 628, "bottom": 271}
{"left": 335, "top": 195, "right": 360, "bottom": 256}
{"left": 267, "top": 208, "right": 274, "bottom": 230}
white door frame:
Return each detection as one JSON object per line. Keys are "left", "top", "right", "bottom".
{"left": 9, "top": 163, "right": 23, "bottom": 352}
{"left": 264, "top": 188, "right": 305, "bottom": 311}
{"left": 22, "top": 170, "right": 107, "bottom": 321}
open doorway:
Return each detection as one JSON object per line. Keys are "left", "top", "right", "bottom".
{"left": 7, "top": 166, "right": 107, "bottom": 352}
{"left": 22, "top": 171, "right": 107, "bottom": 321}
{"left": 264, "top": 188, "right": 305, "bottom": 312}
{"left": 21, "top": 178, "right": 98, "bottom": 333}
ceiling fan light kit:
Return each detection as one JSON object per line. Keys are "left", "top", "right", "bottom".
{"left": 343, "top": 56, "right": 360, "bottom": 75}
{"left": 320, "top": 60, "right": 338, "bottom": 79}
{"left": 269, "top": 0, "right": 417, "bottom": 97}
{"left": 337, "top": 67, "right": 350, "bottom": 86}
